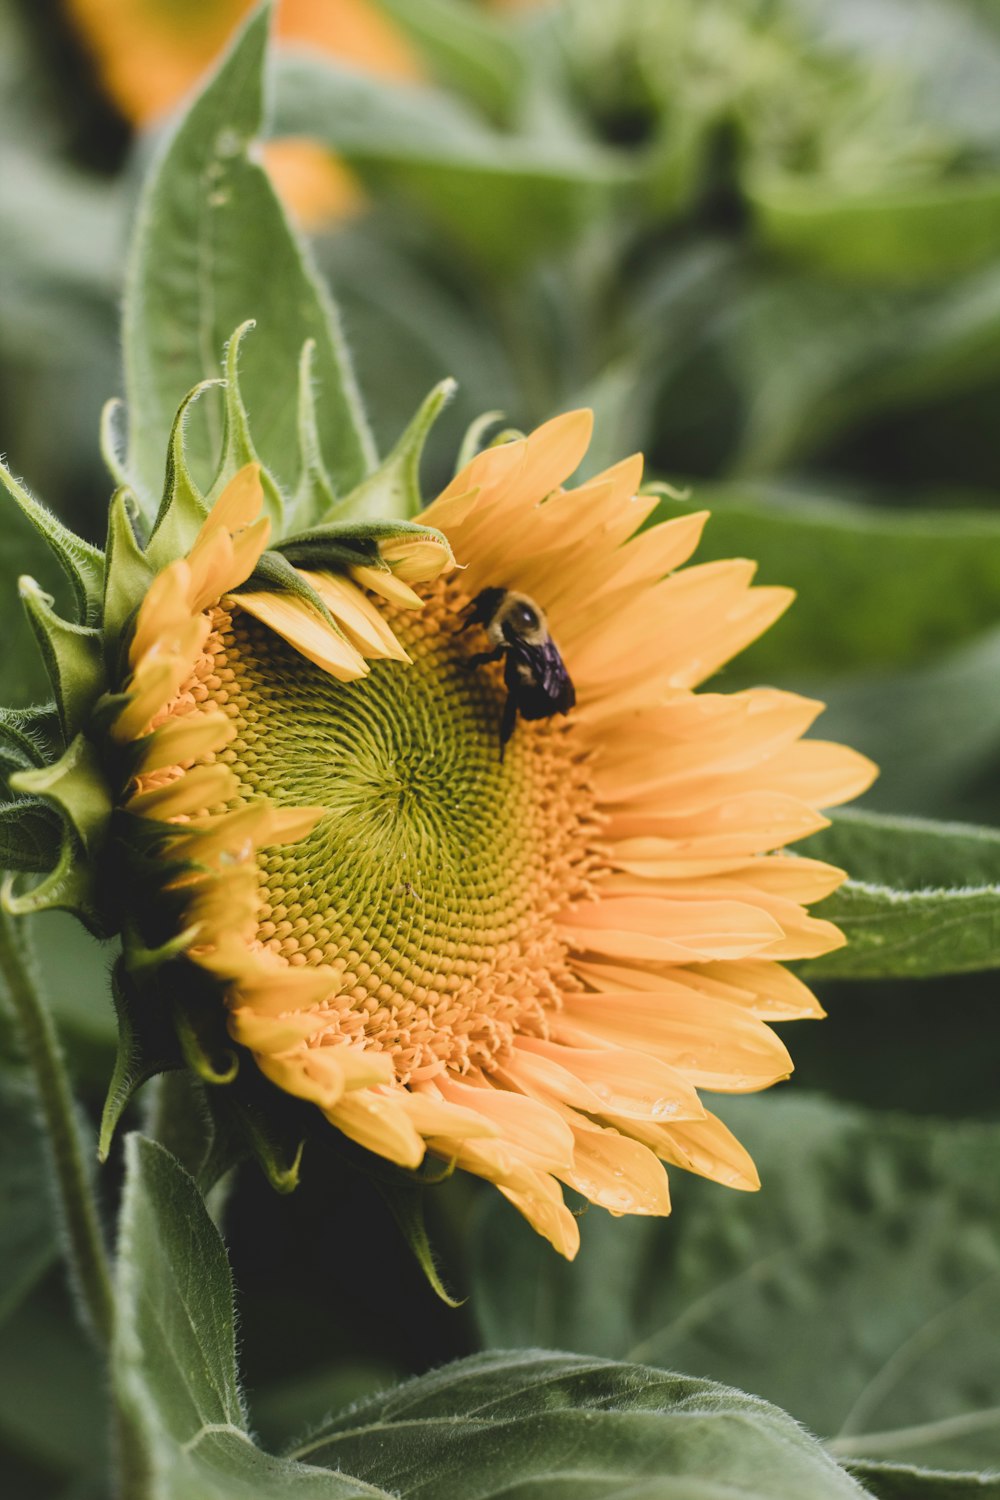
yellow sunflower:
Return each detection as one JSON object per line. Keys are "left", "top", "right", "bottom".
{"left": 104, "top": 408, "right": 874, "bottom": 1258}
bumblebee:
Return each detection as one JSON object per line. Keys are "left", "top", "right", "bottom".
{"left": 463, "top": 588, "right": 575, "bottom": 756}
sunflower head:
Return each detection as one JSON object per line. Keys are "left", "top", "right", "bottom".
{"left": 0, "top": 324, "right": 875, "bottom": 1258}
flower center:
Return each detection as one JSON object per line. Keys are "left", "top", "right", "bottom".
{"left": 197, "top": 579, "right": 599, "bottom": 1082}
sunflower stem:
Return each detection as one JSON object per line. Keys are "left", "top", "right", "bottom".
{"left": 0, "top": 907, "right": 114, "bottom": 1348}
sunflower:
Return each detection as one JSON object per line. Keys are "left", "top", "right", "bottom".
{"left": 1, "top": 345, "right": 874, "bottom": 1257}
{"left": 30, "top": 389, "right": 879, "bottom": 1266}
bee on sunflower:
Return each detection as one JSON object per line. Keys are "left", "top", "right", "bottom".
{"left": 0, "top": 326, "right": 875, "bottom": 1259}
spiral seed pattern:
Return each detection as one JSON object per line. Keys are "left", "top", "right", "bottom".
{"left": 187, "top": 579, "right": 600, "bottom": 1081}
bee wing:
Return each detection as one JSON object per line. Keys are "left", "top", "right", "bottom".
{"left": 535, "top": 640, "right": 575, "bottom": 712}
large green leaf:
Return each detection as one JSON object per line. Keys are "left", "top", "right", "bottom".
{"left": 114, "top": 1136, "right": 869, "bottom": 1497}
{"left": 288, "top": 1349, "right": 865, "bottom": 1498}
{"left": 272, "top": 54, "right": 634, "bottom": 271}
{"left": 470, "top": 1094, "right": 1000, "bottom": 1475}
{"left": 845, "top": 1460, "right": 1000, "bottom": 1498}
{"left": 672, "top": 485, "right": 1000, "bottom": 680}
{"left": 123, "top": 7, "right": 374, "bottom": 514}
{"left": 112, "top": 1134, "right": 384, "bottom": 1498}
{"left": 801, "top": 807, "right": 1000, "bottom": 979}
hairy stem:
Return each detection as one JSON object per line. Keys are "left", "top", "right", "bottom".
{"left": 0, "top": 907, "right": 113, "bottom": 1346}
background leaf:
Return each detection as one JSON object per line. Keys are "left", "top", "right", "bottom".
{"left": 272, "top": 54, "right": 635, "bottom": 272}
{"left": 845, "top": 1460, "right": 1000, "bottom": 1498}
{"left": 289, "top": 1348, "right": 866, "bottom": 1499}
{"left": 469, "top": 1093, "right": 1000, "bottom": 1475}
{"left": 801, "top": 807, "right": 1000, "bottom": 978}
{"left": 123, "top": 7, "right": 375, "bottom": 514}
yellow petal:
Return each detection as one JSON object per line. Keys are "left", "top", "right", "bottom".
{"left": 557, "top": 895, "right": 784, "bottom": 963}
{"left": 498, "top": 1170, "right": 580, "bottom": 1260}
{"left": 126, "top": 762, "right": 239, "bottom": 821}
{"left": 299, "top": 568, "right": 409, "bottom": 661}
{"left": 136, "top": 710, "right": 236, "bottom": 773}
{"left": 325, "top": 1086, "right": 425, "bottom": 1169}
{"left": 503, "top": 1036, "right": 704, "bottom": 1123}
{"left": 435, "top": 1074, "right": 575, "bottom": 1171}
{"left": 557, "top": 1112, "right": 671, "bottom": 1217}
{"left": 555, "top": 991, "right": 793, "bottom": 1092}
{"left": 349, "top": 564, "right": 424, "bottom": 609}
{"left": 233, "top": 591, "right": 369, "bottom": 680}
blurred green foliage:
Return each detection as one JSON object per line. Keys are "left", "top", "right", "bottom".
{"left": 4, "top": 0, "right": 1000, "bottom": 1495}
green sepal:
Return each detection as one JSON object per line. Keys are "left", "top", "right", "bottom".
{"left": 487, "top": 425, "right": 526, "bottom": 448}
{"left": 103, "top": 487, "right": 153, "bottom": 657}
{"left": 122, "top": 919, "right": 200, "bottom": 978}
{"left": 99, "top": 958, "right": 182, "bottom": 1162}
{"left": 99, "top": 398, "right": 131, "bottom": 492}
{"left": 0, "top": 704, "right": 61, "bottom": 779}
{"left": 372, "top": 1169, "right": 464, "bottom": 1307}
{"left": 456, "top": 409, "right": 504, "bottom": 471}
{"left": 19, "top": 578, "right": 106, "bottom": 740}
{"left": 0, "top": 462, "right": 105, "bottom": 626}
{"left": 240, "top": 1119, "right": 304, "bottom": 1194}
{"left": 276, "top": 517, "right": 450, "bottom": 574}
{"left": 319, "top": 379, "right": 456, "bottom": 524}
{"left": 291, "top": 338, "right": 338, "bottom": 530}
{"left": 0, "top": 798, "right": 62, "bottom": 873}
{"left": 144, "top": 379, "right": 220, "bottom": 572}
{"left": 173, "top": 990, "right": 239, "bottom": 1086}
{"left": 145, "top": 1071, "right": 248, "bottom": 1195}
{"left": 204, "top": 1082, "right": 305, "bottom": 1194}
{"left": 10, "top": 734, "right": 112, "bottom": 855}
{"left": 2, "top": 832, "right": 102, "bottom": 933}
{"left": 207, "top": 320, "right": 285, "bottom": 533}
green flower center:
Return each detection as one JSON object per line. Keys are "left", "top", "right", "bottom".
{"left": 198, "top": 580, "right": 598, "bottom": 1081}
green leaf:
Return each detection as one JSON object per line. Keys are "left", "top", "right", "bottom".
{"left": 671, "top": 484, "right": 1000, "bottom": 681}
{"left": 112, "top": 1138, "right": 870, "bottom": 1497}
{"left": 845, "top": 1460, "right": 1000, "bottom": 1498}
{"left": 272, "top": 55, "right": 635, "bottom": 271}
{"left": 469, "top": 1094, "right": 1000, "bottom": 1474}
{"left": 288, "top": 1349, "right": 865, "bottom": 1498}
{"left": 375, "top": 0, "right": 523, "bottom": 119}
{"left": 112, "top": 1134, "right": 381, "bottom": 1497}
{"left": 801, "top": 808, "right": 1000, "bottom": 979}
{"left": 123, "top": 6, "right": 374, "bottom": 515}
{"left": 749, "top": 172, "right": 1000, "bottom": 284}
{"left": 0, "top": 1074, "right": 56, "bottom": 1326}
